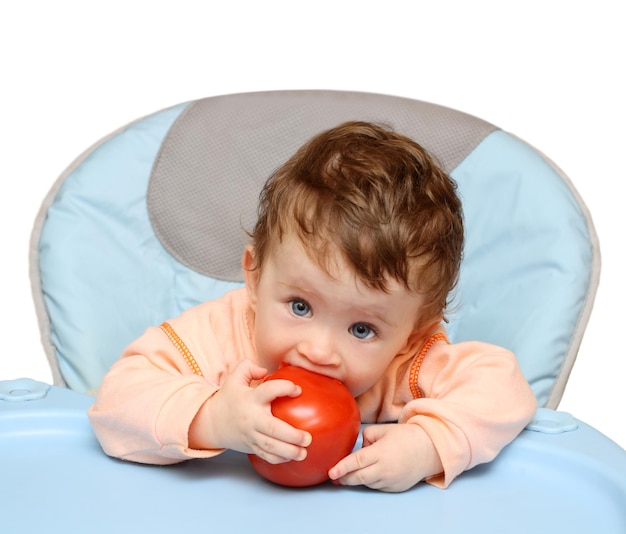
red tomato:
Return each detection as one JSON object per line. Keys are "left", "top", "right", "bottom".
{"left": 248, "top": 365, "right": 361, "bottom": 487}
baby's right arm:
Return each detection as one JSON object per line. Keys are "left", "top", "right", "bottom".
{"left": 87, "top": 321, "right": 222, "bottom": 464}
{"left": 88, "top": 325, "right": 310, "bottom": 465}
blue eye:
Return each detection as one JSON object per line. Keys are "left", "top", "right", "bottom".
{"left": 290, "top": 299, "right": 311, "bottom": 317}
{"left": 350, "top": 323, "right": 375, "bottom": 340}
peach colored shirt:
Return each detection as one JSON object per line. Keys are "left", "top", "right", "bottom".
{"left": 88, "top": 288, "right": 537, "bottom": 488}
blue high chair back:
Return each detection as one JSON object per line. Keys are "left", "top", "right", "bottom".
{"left": 30, "top": 90, "right": 600, "bottom": 408}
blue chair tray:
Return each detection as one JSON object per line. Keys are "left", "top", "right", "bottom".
{"left": 1, "top": 379, "right": 625, "bottom": 533}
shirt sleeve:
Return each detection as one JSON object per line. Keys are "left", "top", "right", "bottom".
{"left": 399, "top": 340, "right": 537, "bottom": 488}
{"left": 87, "top": 292, "right": 254, "bottom": 465}
{"left": 87, "top": 324, "right": 226, "bottom": 464}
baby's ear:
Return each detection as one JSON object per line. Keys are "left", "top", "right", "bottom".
{"left": 242, "top": 245, "right": 260, "bottom": 310}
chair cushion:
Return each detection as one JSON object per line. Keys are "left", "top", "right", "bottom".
{"left": 31, "top": 91, "right": 599, "bottom": 406}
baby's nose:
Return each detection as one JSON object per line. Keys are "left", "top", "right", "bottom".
{"left": 297, "top": 333, "right": 341, "bottom": 367}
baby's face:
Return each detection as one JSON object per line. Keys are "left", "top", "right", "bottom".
{"left": 244, "top": 234, "right": 427, "bottom": 397}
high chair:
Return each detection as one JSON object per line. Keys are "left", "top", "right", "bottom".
{"left": 1, "top": 90, "right": 621, "bottom": 533}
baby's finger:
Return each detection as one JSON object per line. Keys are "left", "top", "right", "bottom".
{"left": 361, "top": 422, "right": 388, "bottom": 447}
{"left": 251, "top": 434, "right": 308, "bottom": 464}
{"left": 258, "top": 413, "right": 312, "bottom": 448}
{"left": 231, "top": 359, "right": 268, "bottom": 384}
{"left": 328, "top": 448, "right": 376, "bottom": 484}
{"left": 255, "top": 378, "right": 302, "bottom": 403}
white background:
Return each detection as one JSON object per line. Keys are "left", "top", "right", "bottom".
{"left": 2, "top": 1, "right": 624, "bottom": 449}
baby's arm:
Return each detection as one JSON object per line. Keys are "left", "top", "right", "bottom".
{"left": 330, "top": 341, "right": 537, "bottom": 491}
{"left": 88, "top": 323, "right": 310, "bottom": 465}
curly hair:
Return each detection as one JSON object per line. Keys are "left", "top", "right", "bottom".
{"left": 249, "top": 121, "right": 464, "bottom": 324}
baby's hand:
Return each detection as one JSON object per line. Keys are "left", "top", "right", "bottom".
{"left": 328, "top": 423, "right": 443, "bottom": 492}
{"left": 191, "top": 360, "right": 312, "bottom": 463}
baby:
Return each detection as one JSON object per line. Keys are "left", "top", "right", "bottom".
{"left": 89, "top": 121, "right": 537, "bottom": 492}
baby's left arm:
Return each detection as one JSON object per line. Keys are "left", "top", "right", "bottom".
{"left": 330, "top": 341, "right": 537, "bottom": 491}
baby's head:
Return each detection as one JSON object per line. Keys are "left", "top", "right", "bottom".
{"left": 249, "top": 121, "right": 463, "bottom": 326}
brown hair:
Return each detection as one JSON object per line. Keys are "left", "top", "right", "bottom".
{"left": 250, "top": 121, "right": 463, "bottom": 324}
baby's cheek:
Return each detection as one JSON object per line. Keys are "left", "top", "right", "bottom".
{"left": 347, "top": 363, "right": 389, "bottom": 398}
{"left": 346, "top": 375, "right": 375, "bottom": 398}
{"left": 255, "top": 346, "right": 285, "bottom": 374}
